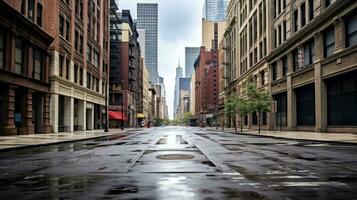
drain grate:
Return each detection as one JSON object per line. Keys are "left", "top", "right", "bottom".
{"left": 156, "top": 154, "right": 195, "bottom": 160}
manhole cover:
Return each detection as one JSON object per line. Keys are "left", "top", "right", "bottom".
{"left": 156, "top": 154, "right": 195, "bottom": 160}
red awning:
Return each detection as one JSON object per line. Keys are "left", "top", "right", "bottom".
{"left": 109, "top": 111, "right": 128, "bottom": 121}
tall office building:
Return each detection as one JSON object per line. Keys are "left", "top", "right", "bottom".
{"left": 203, "top": 0, "right": 228, "bottom": 22}
{"left": 137, "top": 3, "right": 159, "bottom": 84}
{"left": 185, "top": 47, "right": 200, "bottom": 78}
{"left": 174, "top": 62, "right": 183, "bottom": 118}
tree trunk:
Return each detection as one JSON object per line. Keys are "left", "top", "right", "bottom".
{"left": 258, "top": 111, "right": 261, "bottom": 134}
{"left": 234, "top": 115, "right": 237, "bottom": 133}
{"left": 241, "top": 115, "right": 243, "bottom": 132}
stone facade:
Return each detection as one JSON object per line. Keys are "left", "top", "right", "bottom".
{"left": 43, "top": 0, "right": 109, "bottom": 133}
{"left": 224, "top": 0, "right": 357, "bottom": 133}
{"left": 0, "top": 1, "right": 53, "bottom": 135}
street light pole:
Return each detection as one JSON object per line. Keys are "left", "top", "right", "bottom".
{"left": 121, "top": 80, "right": 124, "bottom": 130}
{"left": 105, "top": 67, "right": 109, "bottom": 133}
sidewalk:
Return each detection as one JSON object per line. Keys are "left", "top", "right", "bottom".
{"left": 206, "top": 127, "right": 357, "bottom": 144}
{"left": 0, "top": 128, "right": 140, "bottom": 151}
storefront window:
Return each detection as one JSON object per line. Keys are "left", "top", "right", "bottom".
{"left": 296, "top": 84, "right": 315, "bottom": 126}
{"left": 327, "top": 71, "right": 357, "bottom": 126}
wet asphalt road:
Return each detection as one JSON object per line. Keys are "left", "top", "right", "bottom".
{"left": 0, "top": 127, "right": 357, "bottom": 200}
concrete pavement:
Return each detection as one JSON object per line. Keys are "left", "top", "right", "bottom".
{"left": 207, "top": 127, "right": 357, "bottom": 144}
{"left": 0, "top": 127, "right": 357, "bottom": 199}
{"left": 0, "top": 128, "right": 141, "bottom": 151}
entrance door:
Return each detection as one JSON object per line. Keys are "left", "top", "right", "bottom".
{"left": 86, "top": 108, "right": 92, "bottom": 130}
{"left": 32, "top": 94, "right": 43, "bottom": 133}
{"left": 58, "top": 95, "right": 65, "bottom": 132}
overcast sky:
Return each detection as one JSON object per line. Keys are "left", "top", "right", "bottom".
{"left": 116, "top": 0, "right": 204, "bottom": 119}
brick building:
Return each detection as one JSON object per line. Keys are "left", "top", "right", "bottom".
{"left": 109, "top": 4, "right": 141, "bottom": 128}
{"left": 43, "top": 0, "right": 110, "bottom": 132}
{"left": 194, "top": 46, "right": 219, "bottom": 126}
{"left": 0, "top": 1, "right": 53, "bottom": 135}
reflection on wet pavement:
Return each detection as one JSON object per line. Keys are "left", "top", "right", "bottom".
{"left": 0, "top": 127, "right": 357, "bottom": 199}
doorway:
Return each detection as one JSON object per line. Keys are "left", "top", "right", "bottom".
{"left": 32, "top": 93, "right": 43, "bottom": 133}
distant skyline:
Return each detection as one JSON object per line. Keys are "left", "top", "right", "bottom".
{"left": 116, "top": 0, "right": 204, "bottom": 119}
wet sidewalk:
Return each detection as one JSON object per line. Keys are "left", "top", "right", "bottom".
{"left": 206, "top": 127, "right": 357, "bottom": 144}
{"left": 0, "top": 128, "right": 140, "bottom": 151}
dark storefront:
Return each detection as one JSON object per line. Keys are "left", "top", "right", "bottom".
{"left": 273, "top": 92, "right": 287, "bottom": 127}
{"left": 327, "top": 70, "right": 357, "bottom": 126}
{"left": 296, "top": 84, "right": 315, "bottom": 126}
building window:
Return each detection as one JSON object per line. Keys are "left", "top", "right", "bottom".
{"left": 271, "top": 62, "right": 277, "bottom": 81}
{"left": 66, "top": 59, "right": 70, "bottom": 80}
{"left": 32, "top": 48, "right": 42, "bottom": 80}
{"left": 79, "top": 35, "right": 83, "bottom": 54}
{"left": 59, "top": 15, "right": 65, "bottom": 37}
{"left": 324, "top": 28, "right": 335, "bottom": 58}
{"left": 345, "top": 12, "right": 357, "bottom": 48}
{"left": 74, "top": 64, "right": 78, "bottom": 83}
{"left": 304, "top": 39, "right": 315, "bottom": 66}
{"left": 282, "top": 56, "right": 288, "bottom": 76}
{"left": 94, "top": 51, "right": 99, "bottom": 67}
{"left": 294, "top": 10, "right": 299, "bottom": 32}
{"left": 0, "top": 31, "right": 4, "bottom": 69}
{"left": 59, "top": 55, "right": 64, "bottom": 77}
{"left": 87, "top": 44, "right": 92, "bottom": 62}
{"left": 21, "top": 0, "right": 26, "bottom": 14}
{"left": 37, "top": 3, "right": 43, "bottom": 27}
{"left": 293, "top": 49, "right": 299, "bottom": 71}
{"left": 301, "top": 2, "right": 306, "bottom": 27}
{"left": 327, "top": 71, "right": 357, "bottom": 126}
{"left": 87, "top": 73, "right": 91, "bottom": 89}
{"left": 75, "top": 30, "right": 79, "bottom": 51}
{"left": 79, "top": 68, "right": 83, "bottom": 85}
{"left": 15, "top": 38, "right": 23, "bottom": 75}
{"left": 278, "top": 25, "right": 282, "bottom": 45}
{"left": 283, "top": 21, "right": 286, "bottom": 42}
{"left": 325, "top": 0, "right": 331, "bottom": 7}
{"left": 260, "top": 70, "right": 265, "bottom": 85}
{"left": 274, "top": 28, "right": 277, "bottom": 48}
{"left": 296, "top": 84, "right": 315, "bottom": 126}
{"left": 65, "top": 19, "right": 70, "bottom": 41}
{"left": 28, "top": 0, "right": 35, "bottom": 21}
{"left": 309, "top": 0, "right": 314, "bottom": 21}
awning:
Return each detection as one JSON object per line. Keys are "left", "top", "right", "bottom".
{"left": 109, "top": 111, "right": 128, "bottom": 121}
{"left": 137, "top": 113, "right": 145, "bottom": 118}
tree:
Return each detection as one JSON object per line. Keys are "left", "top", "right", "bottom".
{"left": 246, "top": 84, "right": 272, "bottom": 133}
{"left": 181, "top": 112, "right": 193, "bottom": 126}
{"left": 224, "top": 95, "right": 239, "bottom": 132}
{"left": 236, "top": 96, "right": 250, "bottom": 133}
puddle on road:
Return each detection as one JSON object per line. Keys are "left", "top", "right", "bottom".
{"left": 156, "top": 154, "right": 195, "bottom": 160}
{"left": 156, "top": 135, "right": 188, "bottom": 145}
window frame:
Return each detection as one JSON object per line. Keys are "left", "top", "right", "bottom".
{"left": 324, "top": 28, "right": 335, "bottom": 58}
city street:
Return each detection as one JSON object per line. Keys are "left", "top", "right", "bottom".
{"left": 0, "top": 127, "right": 357, "bottom": 199}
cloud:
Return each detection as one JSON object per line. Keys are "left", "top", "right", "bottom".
{"left": 116, "top": 0, "right": 204, "bottom": 119}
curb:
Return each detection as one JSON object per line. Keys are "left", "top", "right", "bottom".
{"left": 205, "top": 128, "right": 357, "bottom": 145}
{"left": 0, "top": 129, "right": 142, "bottom": 153}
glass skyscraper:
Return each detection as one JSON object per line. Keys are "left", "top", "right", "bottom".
{"left": 185, "top": 47, "right": 200, "bottom": 78}
{"left": 203, "top": 0, "right": 228, "bottom": 22}
{"left": 137, "top": 3, "right": 159, "bottom": 84}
